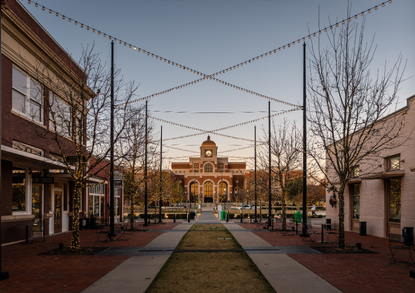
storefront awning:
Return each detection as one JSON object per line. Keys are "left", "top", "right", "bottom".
{"left": 360, "top": 170, "right": 405, "bottom": 180}
{"left": 1, "top": 145, "right": 66, "bottom": 170}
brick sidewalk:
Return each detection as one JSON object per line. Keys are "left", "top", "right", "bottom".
{"left": 0, "top": 222, "right": 179, "bottom": 293}
{"left": 238, "top": 223, "right": 415, "bottom": 293}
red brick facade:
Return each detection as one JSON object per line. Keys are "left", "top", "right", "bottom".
{"left": 171, "top": 136, "right": 248, "bottom": 203}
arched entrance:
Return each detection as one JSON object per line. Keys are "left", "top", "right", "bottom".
{"left": 204, "top": 181, "right": 213, "bottom": 203}
{"left": 189, "top": 181, "right": 199, "bottom": 204}
{"left": 218, "top": 181, "right": 228, "bottom": 203}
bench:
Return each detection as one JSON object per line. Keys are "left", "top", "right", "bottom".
{"left": 389, "top": 233, "right": 414, "bottom": 266}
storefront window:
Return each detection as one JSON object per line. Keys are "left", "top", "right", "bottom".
{"left": 388, "top": 179, "right": 401, "bottom": 223}
{"left": 352, "top": 184, "right": 360, "bottom": 219}
{"left": 89, "top": 196, "right": 93, "bottom": 217}
{"left": 12, "top": 168, "right": 26, "bottom": 212}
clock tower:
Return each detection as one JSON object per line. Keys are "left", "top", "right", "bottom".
{"left": 200, "top": 135, "right": 217, "bottom": 158}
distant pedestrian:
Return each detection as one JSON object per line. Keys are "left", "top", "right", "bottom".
{"left": 311, "top": 204, "right": 317, "bottom": 216}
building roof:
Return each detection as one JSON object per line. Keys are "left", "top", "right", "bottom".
{"left": 201, "top": 135, "right": 216, "bottom": 147}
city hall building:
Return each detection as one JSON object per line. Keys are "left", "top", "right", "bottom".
{"left": 172, "top": 136, "right": 248, "bottom": 204}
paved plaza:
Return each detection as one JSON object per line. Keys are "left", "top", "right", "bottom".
{"left": 0, "top": 208, "right": 414, "bottom": 292}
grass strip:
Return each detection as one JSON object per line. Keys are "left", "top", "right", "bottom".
{"left": 146, "top": 224, "right": 275, "bottom": 293}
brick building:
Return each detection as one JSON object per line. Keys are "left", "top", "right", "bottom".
{"left": 171, "top": 136, "right": 248, "bottom": 204}
{"left": 326, "top": 95, "right": 415, "bottom": 238}
{"left": 0, "top": 1, "right": 104, "bottom": 244}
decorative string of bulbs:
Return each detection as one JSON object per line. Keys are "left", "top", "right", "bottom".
{"left": 164, "top": 145, "right": 199, "bottom": 154}
{"left": 220, "top": 143, "right": 268, "bottom": 154}
{"left": 24, "top": 0, "right": 392, "bottom": 108}
{"left": 212, "top": 108, "right": 300, "bottom": 132}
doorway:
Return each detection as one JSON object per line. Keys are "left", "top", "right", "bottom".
{"left": 349, "top": 184, "right": 360, "bottom": 232}
{"left": 54, "top": 190, "right": 62, "bottom": 233}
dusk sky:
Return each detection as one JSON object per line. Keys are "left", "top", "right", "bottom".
{"left": 21, "top": 0, "right": 415, "bottom": 169}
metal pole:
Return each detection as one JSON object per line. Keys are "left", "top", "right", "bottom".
{"left": 301, "top": 42, "right": 308, "bottom": 237}
{"left": 254, "top": 126, "right": 258, "bottom": 223}
{"left": 0, "top": 2, "right": 8, "bottom": 281}
{"left": 268, "top": 101, "right": 272, "bottom": 227}
{"left": 158, "top": 126, "right": 162, "bottom": 223}
{"left": 109, "top": 41, "right": 115, "bottom": 237}
{"left": 144, "top": 101, "right": 148, "bottom": 226}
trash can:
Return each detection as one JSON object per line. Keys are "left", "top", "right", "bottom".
{"left": 359, "top": 221, "right": 366, "bottom": 236}
{"left": 294, "top": 211, "right": 302, "bottom": 223}
{"left": 403, "top": 227, "right": 414, "bottom": 246}
{"left": 221, "top": 210, "right": 226, "bottom": 220}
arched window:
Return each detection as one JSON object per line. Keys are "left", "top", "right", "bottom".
{"left": 204, "top": 163, "right": 213, "bottom": 173}
{"left": 204, "top": 181, "right": 213, "bottom": 196}
{"left": 219, "top": 182, "right": 227, "bottom": 197}
{"left": 189, "top": 182, "right": 199, "bottom": 197}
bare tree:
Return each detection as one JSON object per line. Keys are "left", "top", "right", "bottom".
{"left": 264, "top": 119, "right": 302, "bottom": 230}
{"left": 32, "top": 45, "right": 138, "bottom": 249}
{"left": 307, "top": 14, "right": 406, "bottom": 249}
{"left": 121, "top": 108, "right": 157, "bottom": 229}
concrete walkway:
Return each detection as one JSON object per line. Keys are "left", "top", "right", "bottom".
{"left": 82, "top": 208, "right": 341, "bottom": 293}
{"left": 81, "top": 222, "right": 193, "bottom": 293}
{"left": 222, "top": 221, "right": 341, "bottom": 293}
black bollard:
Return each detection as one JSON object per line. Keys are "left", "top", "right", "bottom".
{"left": 240, "top": 214, "right": 243, "bottom": 223}
{"left": 226, "top": 213, "right": 229, "bottom": 222}
{"left": 174, "top": 214, "right": 176, "bottom": 223}
{"left": 188, "top": 214, "right": 190, "bottom": 223}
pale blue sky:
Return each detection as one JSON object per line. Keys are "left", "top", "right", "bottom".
{"left": 22, "top": 0, "right": 415, "bottom": 168}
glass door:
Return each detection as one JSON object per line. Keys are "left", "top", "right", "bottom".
{"left": 54, "top": 191, "right": 62, "bottom": 233}
{"left": 351, "top": 184, "right": 360, "bottom": 232}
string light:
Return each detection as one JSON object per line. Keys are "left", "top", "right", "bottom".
{"left": 27, "top": 0, "right": 393, "bottom": 106}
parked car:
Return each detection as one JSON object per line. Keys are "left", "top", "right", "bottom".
{"left": 236, "top": 204, "right": 251, "bottom": 210}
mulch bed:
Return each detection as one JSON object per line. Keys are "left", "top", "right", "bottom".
{"left": 39, "top": 246, "right": 108, "bottom": 255}
{"left": 310, "top": 246, "right": 378, "bottom": 254}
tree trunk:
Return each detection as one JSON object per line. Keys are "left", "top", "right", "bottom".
{"left": 130, "top": 199, "right": 134, "bottom": 230}
{"left": 282, "top": 199, "right": 287, "bottom": 231}
{"left": 337, "top": 185, "right": 346, "bottom": 249}
{"left": 70, "top": 185, "right": 81, "bottom": 249}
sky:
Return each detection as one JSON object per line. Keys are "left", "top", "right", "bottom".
{"left": 20, "top": 0, "right": 415, "bottom": 169}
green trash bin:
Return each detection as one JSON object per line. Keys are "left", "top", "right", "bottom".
{"left": 221, "top": 210, "right": 226, "bottom": 220}
{"left": 294, "top": 211, "right": 302, "bottom": 223}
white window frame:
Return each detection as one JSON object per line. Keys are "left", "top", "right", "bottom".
{"left": 49, "top": 92, "right": 72, "bottom": 138}
{"left": 12, "top": 168, "right": 32, "bottom": 215}
{"left": 12, "top": 66, "right": 43, "bottom": 123}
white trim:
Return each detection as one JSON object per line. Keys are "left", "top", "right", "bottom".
{"left": 1, "top": 214, "right": 35, "bottom": 222}
{"left": 2, "top": 145, "right": 66, "bottom": 169}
